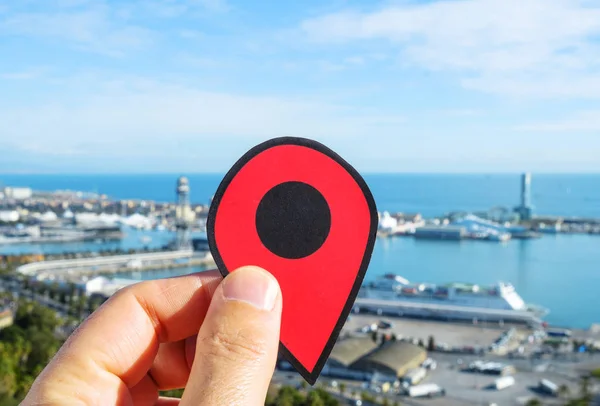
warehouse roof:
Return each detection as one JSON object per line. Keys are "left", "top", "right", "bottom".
{"left": 351, "top": 341, "right": 426, "bottom": 377}
{"left": 329, "top": 337, "right": 378, "bottom": 367}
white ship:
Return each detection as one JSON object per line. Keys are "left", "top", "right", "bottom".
{"left": 354, "top": 274, "right": 548, "bottom": 326}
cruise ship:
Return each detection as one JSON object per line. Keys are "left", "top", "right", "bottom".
{"left": 354, "top": 274, "right": 548, "bottom": 326}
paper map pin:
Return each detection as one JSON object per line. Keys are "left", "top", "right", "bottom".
{"left": 207, "top": 137, "right": 378, "bottom": 384}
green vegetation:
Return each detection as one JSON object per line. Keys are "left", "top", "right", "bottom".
{"left": 0, "top": 299, "right": 63, "bottom": 403}
{"left": 361, "top": 390, "right": 376, "bottom": 402}
{"left": 544, "top": 338, "right": 568, "bottom": 348}
{"left": 2, "top": 266, "right": 597, "bottom": 406}
{"left": 561, "top": 373, "right": 600, "bottom": 406}
{"left": 558, "top": 384, "right": 571, "bottom": 399}
{"left": 427, "top": 335, "right": 435, "bottom": 352}
{"left": 160, "top": 388, "right": 185, "bottom": 398}
{"left": 266, "top": 385, "right": 339, "bottom": 406}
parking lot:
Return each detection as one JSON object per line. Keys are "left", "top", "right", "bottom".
{"left": 272, "top": 314, "right": 600, "bottom": 405}
{"left": 344, "top": 314, "right": 530, "bottom": 350}
{"left": 415, "top": 356, "right": 579, "bottom": 405}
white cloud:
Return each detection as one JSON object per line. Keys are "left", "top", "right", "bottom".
{"left": 0, "top": 74, "right": 406, "bottom": 159}
{"left": 0, "top": 7, "right": 153, "bottom": 56}
{"left": 179, "top": 29, "right": 204, "bottom": 39}
{"left": 462, "top": 73, "right": 600, "bottom": 99}
{"left": 516, "top": 110, "right": 600, "bottom": 132}
{"left": 189, "top": 0, "right": 229, "bottom": 13}
{"left": 116, "top": 0, "right": 229, "bottom": 19}
{"left": 0, "top": 69, "right": 42, "bottom": 80}
{"left": 440, "top": 108, "right": 482, "bottom": 117}
{"left": 176, "top": 53, "right": 220, "bottom": 68}
{"left": 344, "top": 56, "right": 365, "bottom": 65}
{"left": 301, "top": 0, "right": 600, "bottom": 99}
{"left": 0, "top": 0, "right": 229, "bottom": 56}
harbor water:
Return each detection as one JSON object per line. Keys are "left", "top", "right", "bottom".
{"left": 1, "top": 174, "right": 600, "bottom": 328}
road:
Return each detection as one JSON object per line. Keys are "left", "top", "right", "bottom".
{"left": 16, "top": 249, "right": 206, "bottom": 277}
{"left": 1, "top": 277, "right": 77, "bottom": 318}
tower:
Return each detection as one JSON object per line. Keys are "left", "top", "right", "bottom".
{"left": 175, "top": 176, "right": 192, "bottom": 250}
{"left": 521, "top": 173, "right": 531, "bottom": 209}
{"left": 514, "top": 173, "right": 533, "bottom": 221}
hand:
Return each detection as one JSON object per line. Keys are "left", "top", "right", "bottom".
{"left": 22, "top": 266, "right": 283, "bottom": 405}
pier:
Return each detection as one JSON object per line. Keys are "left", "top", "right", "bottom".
{"left": 353, "top": 297, "right": 544, "bottom": 327}
{"left": 17, "top": 250, "right": 215, "bottom": 280}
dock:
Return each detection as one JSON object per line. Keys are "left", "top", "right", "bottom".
{"left": 353, "top": 297, "right": 544, "bottom": 326}
{"left": 17, "top": 250, "right": 215, "bottom": 280}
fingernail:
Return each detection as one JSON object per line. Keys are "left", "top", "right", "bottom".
{"left": 222, "top": 267, "right": 279, "bottom": 311}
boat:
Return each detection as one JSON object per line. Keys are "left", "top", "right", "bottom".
{"left": 354, "top": 274, "right": 548, "bottom": 326}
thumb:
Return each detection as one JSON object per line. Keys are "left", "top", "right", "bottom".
{"left": 181, "top": 266, "right": 282, "bottom": 406}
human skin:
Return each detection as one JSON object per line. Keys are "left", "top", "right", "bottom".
{"left": 22, "top": 266, "right": 282, "bottom": 406}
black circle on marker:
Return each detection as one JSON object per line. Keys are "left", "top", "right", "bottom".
{"left": 256, "top": 181, "right": 331, "bottom": 259}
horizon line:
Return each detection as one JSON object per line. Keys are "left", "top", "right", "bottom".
{"left": 2, "top": 171, "right": 600, "bottom": 176}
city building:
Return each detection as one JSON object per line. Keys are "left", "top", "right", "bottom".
{"left": 0, "top": 210, "right": 19, "bottom": 223}
{"left": 82, "top": 276, "right": 136, "bottom": 297}
{"left": 0, "top": 308, "right": 13, "bottom": 330}
{"left": 350, "top": 341, "right": 427, "bottom": 379}
{"left": 328, "top": 337, "right": 378, "bottom": 369}
{"left": 514, "top": 173, "right": 533, "bottom": 221}
{"left": 175, "top": 176, "right": 194, "bottom": 249}
{"left": 192, "top": 235, "right": 210, "bottom": 252}
{"left": 322, "top": 337, "right": 378, "bottom": 380}
{"left": 2, "top": 187, "right": 33, "bottom": 200}
{"left": 414, "top": 225, "right": 466, "bottom": 240}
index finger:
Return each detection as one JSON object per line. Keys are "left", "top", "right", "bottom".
{"left": 27, "top": 270, "right": 222, "bottom": 402}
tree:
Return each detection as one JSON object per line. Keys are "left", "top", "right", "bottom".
{"left": 305, "top": 390, "right": 325, "bottom": 406}
{"left": 160, "top": 389, "right": 184, "bottom": 398}
{"left": 75, "top": 294, "right": 87, "bottom": 318}
{"left": 0, "top": 298, "right": 63, "bottom": 401}
{"left": 558, "top": 383, "right": 570, "bottom": 399}
{"left": 49, "top": 281, "right": 60, "bottom": 301}
{"left": 361, "top": 391, "right": 376, "bottom": 402}
{"left": 34, "top": 283, "right": 46, "bottom": 296}
{"left": 427, "top": 335, "right": 435, "bottom": 352}
{"left": 525, "top": 399, "right": 541, "bottom": 406}
{"left": 88, "top": 296, "right": 104, "bottom": 313}
{"left": 339, "top": 382, "right": 346, "bottom": 395}
{"left": 311, "top": 388, "right": 338, "bottom": 406}
{"left": 579, "top": 375, "right": 592, "bottom": 403}
{"left": 67, "top": 282, "right": 77, "bottom": 305}
{"left": 266, "top": 386, "right": 306, "bottom": 406}
{"left": 581, "top": 375, "right": 590, "bottom": 395}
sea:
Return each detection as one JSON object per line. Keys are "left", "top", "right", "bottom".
{"left": 1, "top": 173, "right": 599, "bottom": 329}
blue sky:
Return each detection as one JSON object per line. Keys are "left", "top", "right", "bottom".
{"left": 1, "top": 0, "right": 599, "bottom": 173}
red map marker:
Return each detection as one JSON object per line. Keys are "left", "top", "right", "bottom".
{"left": 207, "top": 137, "right": 378, "bottom": 384}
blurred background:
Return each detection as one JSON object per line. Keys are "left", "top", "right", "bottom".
{"left": 1, "top": 0, "right": 600, "bottom": 405}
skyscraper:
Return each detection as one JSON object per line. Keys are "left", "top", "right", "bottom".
{"left": 514, "top": 173, "right": 533, "bottom": 221}
{"left": 175, "top": 176, "right": 192, "bottom": 250}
